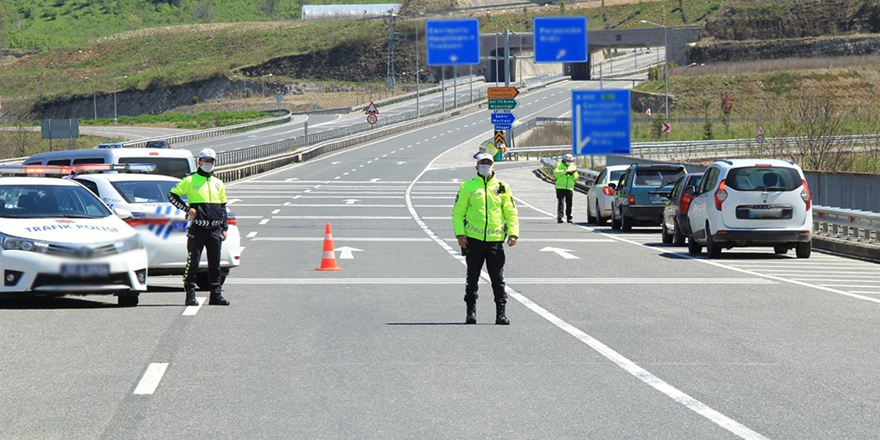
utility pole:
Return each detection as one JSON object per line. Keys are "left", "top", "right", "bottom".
{"left": 503, "top": 29, "right": 510, "bottom": 87}
{"left": 453, "top": 66, "right": 457, "bottom": 108}
{"left": 416, "top": 21, "right": 420, "bottom": 117}
{"left": 386, "top": 10, "right": 396, "bottom": 90}
{"left": 494, "top": 33, "right": 500, "bottom": 86}
{"left": 112, "top": 75, "right": 127, "bottom": 125}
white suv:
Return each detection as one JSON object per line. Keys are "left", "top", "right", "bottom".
{"left": 686, "top": 159, "right": 812, "bottom": 259}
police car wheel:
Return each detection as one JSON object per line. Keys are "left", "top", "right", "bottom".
{"left": 118, "top": 293, "right": 139, "bottom": 307}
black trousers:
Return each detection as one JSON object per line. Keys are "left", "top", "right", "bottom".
{"left": 464, "top": 237, "right": 507, "bottom": 306}
{"left": 184, "top": 227, "right": 223, "bottom": 297}
{"left": 557, "top": 188, "right": 573, "bottom": 221}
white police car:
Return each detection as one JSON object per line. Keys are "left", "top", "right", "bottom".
{"left": 71, "top": 171, "right": 242, "bottom": 288}
{"left": 0, "top": 166, "right": 147, "bottom": 306}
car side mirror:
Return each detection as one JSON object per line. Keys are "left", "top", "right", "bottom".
{"left": 684, "top": 185, "right": 696, "bottom": 196}
{"left": 608, "top": 182, "right": 617, "bottom": 190}
{"left": 114, "top": 208, "right": 133, "bottom": 221}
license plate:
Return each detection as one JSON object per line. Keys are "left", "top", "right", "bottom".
{"left": 172, "top": 221, "right": 188, "bottom": 232}
{"left": 748, "top": 208, "right": 784, "bottom": 219}
{"left": 649, "top": 194, "right": 667, "bottom": 203}
{"left": 61, "top": 264, "right": 110, "bottom": 278}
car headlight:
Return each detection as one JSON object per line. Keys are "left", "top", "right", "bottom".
{"left": 115, "top": 235, "right": 144, "bottom": 253}
{"left": 0, "top": 232, "right": 48, "bottom": 253}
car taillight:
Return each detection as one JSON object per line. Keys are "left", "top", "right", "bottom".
{"left": 801, "top": 179, "right": 812, "bottom": 210}
{"left": 681, "top": 194, "right": 693, "bottom": 214}
{"left": 602, "top": 186, "right": 615, "bottom": 196}
{"left": 227, "top": 216, "right": 237, "bottom": 226}
{"left": 125, "top": 218, "right": 169, "bottom": 227}
{"left": 628, "top": 194, "right": 635, "bottom": 204}
{"left": 714, "top": 180, "right": 728, "bottom": 211}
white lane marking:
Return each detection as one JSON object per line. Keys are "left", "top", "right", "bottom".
{"left": 182, "top": 297, "right": 207, "bottom": 316}
{"left": 343, "top": 172, "right": 350, "bottom": 176}
{"left": 271, "top": 209, "right": 280, "bottom": 214}
{"left": 382, "top": 154, "right": 388, "bottom": 157}
{"left": 272, "top": 216, "right": 412, "bottom": 220}
{"left": 278, "top": 204, "right": 405, "bottom": 208}
{"left": 334, "top": 177, "right": 341, "bottom": 180}
{"left": 540, "top": 247, "right": 580, "bottom": 259}
{"left": 254, "top": 237, "right": 431, "bottom": 242}
{"left": 148, "top": 278, "right": 773, "bottom": 286}
{"left": 401, "top": 127, "right": 770, "bottom": 440}
{"left": 283, "top": 202, "right": 291, "bottom": 206}
{"left": 133, "top": 363, "right": 170, "bottom": 395}
{"left": 247, "top": 231, "right": 258, "bottom": 238}
{"left": 259, "top": 219, "right": 270, "bottom": 225}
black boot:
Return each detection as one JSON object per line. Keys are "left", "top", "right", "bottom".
{"left": 557, "top": 218, "right": 563, "bottom": 224}
{"left": 465, "top": 303, "right": 477, "bottom": 324}
{"left": 209, "top": 295, "right": 230, "bottom": 306}
{"left": 185, "top": 290, "right": 198, "bottom": 306}
{"left": 567, "top": 217, "right": 573, "bottom": 223}
{"left": 495, "top": 303, "right": 510, "bottom": 325}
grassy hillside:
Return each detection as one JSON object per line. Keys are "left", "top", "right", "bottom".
{"left": 0, "top": 0, "right": 387, "bottom": 50}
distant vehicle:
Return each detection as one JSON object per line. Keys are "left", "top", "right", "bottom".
{"left": 586, "top": 165, "right": 628, "bottom": 225}
{"left": 144, "top": 140, "right": 171, "bottom": 149}
{"left": 73, "top": 172, "right": 242, "bottom": 289}
{"left": 661, "top": 173, "right": 703, "bottom": 246}
{"left": 24, "top": 148, "right": 196, "bottom": 178}
{"left": 0, "top": 165, "right": 147, "bottom": 306}
{"left": 611, "top": 163, "right": 687, "bottom": 231}
{"left": 686, "top": 159, "right": 813, "bottom": 259}
{"left": 97, "top": 142, "right": 124, "bottom": 149}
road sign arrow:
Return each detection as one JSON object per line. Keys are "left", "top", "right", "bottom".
{"left": 343, "top": 199, "right": 360, "bottom": 205}
{"left": 336, "top": 246, "right": 363, "bottom": 260}
{"left": 540, "top": 247, "right": 580, "bottom": 260}
{"left": 556, "top": 49, "right": 567, "bottom": 60}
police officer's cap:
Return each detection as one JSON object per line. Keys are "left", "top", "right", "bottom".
{"left": 475, "top": 153, "right": 495, "bottom": 164}
{"left": 199, "top": 148, "right": 218, "bottom": 160}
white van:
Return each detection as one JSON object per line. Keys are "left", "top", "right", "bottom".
{"left": 24, "top": 148, "right": 196, "bottom": 178}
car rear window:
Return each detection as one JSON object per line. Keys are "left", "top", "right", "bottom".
{"left": 609, "top": 170, "right": 624, "bottom": 183}
{"left": 634, "top": 168, "right": 685, "bottom": 187}
{"left": 726, "top": 167, "right": 802, "bottom": 191}
{"left": 118, "top": 157, "right": 191, "bottom": 178}
{"left": 111, "top": 181, "right": 178, "bottom": 203}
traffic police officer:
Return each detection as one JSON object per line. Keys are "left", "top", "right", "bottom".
{"left": 169, "top": 148, "right": 231, "bottom": 306}
{"left": 453, "top": 153, "right": 520, "bottom": 325}
{"left": 554, "top": 153, "right": 578, "bottom": 223}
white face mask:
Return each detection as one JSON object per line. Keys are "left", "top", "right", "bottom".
{"left": 477, "top": 164, "right": 493, "bottom": 177}
{"left": 200, "top": 162, "right": 214, "bottom": 173}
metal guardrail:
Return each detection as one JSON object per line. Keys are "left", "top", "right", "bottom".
{"left": 120, "top": 110, "right": 294, "bottom": 149}
{"left": 813, "top": 206, "right": 880, "bottom": 245}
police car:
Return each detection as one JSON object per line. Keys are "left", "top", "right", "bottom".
{"left": 71, "top": 170, "right": 242, "bottom": 288}
{"left": 0, "top": 165, "right": 148, "bottom": 306}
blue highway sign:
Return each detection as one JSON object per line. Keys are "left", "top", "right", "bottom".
{"left": 494, "top": 124, "right": 513, "bottom": 131}
{"left": 572, "top": 90, "right": 631, "bottom": 155}
{"left": 534, "top": 17, "right": 588, "bottom": 64}
{"left": 491, "top": 113, "right": 516, "bottom": 125}
{"left": 426, "top": 19, "right": 481, "bottom": 66}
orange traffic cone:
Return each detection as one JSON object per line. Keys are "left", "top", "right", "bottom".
{"left": 316, "top": 222, "right": 342, "bottom": 271}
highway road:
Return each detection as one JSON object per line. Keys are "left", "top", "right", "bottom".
{"left": 4, "top": 78, "right": 879, "bottom": 440}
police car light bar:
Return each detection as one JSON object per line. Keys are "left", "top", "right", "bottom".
{"left": 0, "top": 165, "right": 72, "bottom": 175}
{"left": 70, "top": 163, "right": 157, "bottom": 174}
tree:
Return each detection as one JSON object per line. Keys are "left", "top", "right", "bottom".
{"left": 701, "top": 99, "right": 712, "bottom": 140}
{"left": 781, "top": 92, "right": 850, "bottom": 171}
{"left": 720, "top": 92, "right": 733, "bottom": 134}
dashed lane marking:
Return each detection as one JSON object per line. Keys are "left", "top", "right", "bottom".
{"left": 182, "top": 297, "right": 207, "bottom": 316}
{"left": 133, "top": 363, "right": 170, "bottom": 395}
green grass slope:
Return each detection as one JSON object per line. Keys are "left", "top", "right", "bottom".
{"left": 0, "top": 0, "right": 387, "bottom": 50}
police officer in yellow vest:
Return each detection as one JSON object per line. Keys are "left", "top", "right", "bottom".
{"left": 554, "top": 153, "right": 579, "bottom": 223}
{"left": 453, "top": 153, "right": 520, "bottom": 325}
{"left": 168, "top": 148, "right": 230, "bottom": 306}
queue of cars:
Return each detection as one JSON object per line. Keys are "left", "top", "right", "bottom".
{"left": 0, "top": 147, "right": 242, "bottom": 306}
{"left": 585, "top": 159, "right": 813, "bottom": 259}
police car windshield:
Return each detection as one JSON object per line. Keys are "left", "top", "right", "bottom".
{"left": 0, "top": 185, "right": 112, "bottom": 219}
{"left": 111, "top": 180, "right": 177, "bottom": 204}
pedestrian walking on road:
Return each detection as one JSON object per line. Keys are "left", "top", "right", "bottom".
{"left": 554, "top": 154, "right": 578, "bottom": 223}
{"left": 453, "top": 153, "right": 520, "bottom": 325}
{"left": 169, "top": 148, "right": 231, "bottom": 307}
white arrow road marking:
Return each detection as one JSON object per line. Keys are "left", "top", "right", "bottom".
{"left": 370, "top": 178, "right": 382, "bottom": 182}
{"left": 343, "top": 199, "right": 360, "bottom": 205}
{"left": 335, "top": 246, "right": 363, "bottom": 260}
{"left": 227, "top": 199, "right": 242, "bottom": 205}
{"left": 540, "top": 247, "right": 580, "bottom": 260}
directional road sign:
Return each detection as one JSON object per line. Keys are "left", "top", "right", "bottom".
{"left": 491, "top": 113, "right": 515, "bottom": 125}
{"left": 488, "top": 87, "right": 519, "bottom": 99}
{"left": 494, "top": 124, "right": 513, "bottom": 131}
{"left": 661, "top": 122, "right": 671, "bottom": 133}
{"left": 425, "top": 19, "right": 481, "bottom": 66}
{"left": 572, "top": 90, "right": 631, "bottom": 156}
{"left": 534, "top": 17, "right": 588, "bottom": 64}
{"left": 488, "top": 99, "right": 518, "bottom": 110}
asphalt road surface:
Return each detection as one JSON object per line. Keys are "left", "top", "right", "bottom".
{"left": 4, "top": 80, "right": 880, "bottom": 440}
